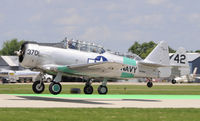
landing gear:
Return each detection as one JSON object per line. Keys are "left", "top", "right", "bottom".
{"left": 147, "top": 81, "right": 153, "bottom": 88}
{"left": 32, "top": 80, "right": 45, "bottom": 94}
{"left": 49, "top": 82, "right": 62, "bottom": 95}
{"left": 98, "top": 79, "right": 108, "bottom": 94}
{"left": 84, "top": 85, "right": 93, "bottom": 94}
{"left": 146, "top": 78, "right": 153, "bottom": 88}
{"left": 172, "top": 79, "right": 176, "bottom": 84}
{"left": 49, "top": 72, "right": 62, "bottom": 95}
{"left": 84, "top": 79, "right": 93, "bottom": 94}
{"left": 98, "top": 85, "right": 108, "bottom": 94}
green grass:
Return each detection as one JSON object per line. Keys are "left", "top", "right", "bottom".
{"left": 1, "top": 83, "right": 200, "bottom": 95}
{"left": 1, "top": 84, "right": 200, "bottom": 121}
{"left": 0, "top": 108, "right": 200, "bottom": 121}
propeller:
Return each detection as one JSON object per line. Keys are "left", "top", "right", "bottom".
{"left": 18, "top": 42, "right": 27, "bottom": 63}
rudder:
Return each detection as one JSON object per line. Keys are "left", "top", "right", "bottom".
{"left": 144, "top": 41, "right": 170, "bottom": 66}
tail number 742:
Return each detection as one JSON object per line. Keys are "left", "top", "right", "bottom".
{"left": 174, "top": 54, "right": 186, "bottom": 64}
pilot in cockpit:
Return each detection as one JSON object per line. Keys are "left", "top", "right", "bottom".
{"left": 68, "top": 40, "right": 76, "bottom": 49}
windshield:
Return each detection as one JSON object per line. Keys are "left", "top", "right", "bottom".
{"left": 67, "top": 39, "right": 105, "bottom": 54}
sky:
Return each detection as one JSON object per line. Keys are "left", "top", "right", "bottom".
{"left": 0, "top": 0, "right": 200, "bottom": 52}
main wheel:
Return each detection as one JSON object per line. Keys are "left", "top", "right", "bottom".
{"left": 172, "top": 79, "right": 176, "bottom": 84}
{"left": 147, "top": 81, "right": 153, "bottom": 88}
{"left": 84, "top": 85, "right": 93, "bottom": 94}
{"left": 32, "top": 81, "right": 45, "bottom": 94}
{"left": 49, "top": 82, "right": 62, "bottom": 95}
{"left": 98, "top": 85, "right": 108, "bottom": 94}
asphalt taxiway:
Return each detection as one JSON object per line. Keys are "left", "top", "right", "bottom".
{"left": 1, "top": 94, "right": 200, "bottom": 108}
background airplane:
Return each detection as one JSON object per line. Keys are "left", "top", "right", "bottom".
{"left": 173, "top": 67, "right": 199, "bottom": 83}
{"left": 169, "top": 47, "right": 191, "bottom": 84}
{"left": 17, "top": 40, "right": 171, "bottom": 95}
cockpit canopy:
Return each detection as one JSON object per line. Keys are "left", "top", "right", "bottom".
{"left": 109, "top": 51, "right": 142, "bottom": 61}
{"left": 64, "top": 39, "right": 105, "bottom": 54}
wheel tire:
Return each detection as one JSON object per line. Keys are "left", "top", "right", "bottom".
{"left": 32, "top": 81, "right": 45, "bottom": 94}
{"left": 49, "top": 82, "right": 62, "bottom": 95}
{"left": 147, "top": 82, "right": 153, "bottom": 88}
{"left": 98, "top": 85, "right": 108, "bottom": 94}
{"left": 172, "top": 79, "right": 176, "bottom": 84}
{"left": 84, "top": 86, "right": 93, "bottom": 94}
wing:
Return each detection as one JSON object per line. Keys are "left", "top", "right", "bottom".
{"left": 138, "top": 60, "right": 170, "bottom": 67}
{"left": 41, "top": 62, "right": 126, "bottom": 78}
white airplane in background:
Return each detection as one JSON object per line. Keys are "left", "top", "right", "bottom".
{"left": 173, "top": 67, "right": 199, "bottom": 83}
{"left": 17, "top": 39, "right": 171, "bottom": 95}
{"left": 169, "top": 47, "right": 193, "bottom": 84}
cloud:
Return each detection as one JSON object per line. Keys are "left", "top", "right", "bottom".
{"left": 65, "top": 8, "right": 77, "bottom": 14}
{"left": 124, "top": 14, "right": 164, "bottom": 26}
{"left": 0, "top": 13, "right": 4, "bottom": 23}
{"left": 80, "top": 26, "right": 111, "bottom": 41}
{"left": 185, "top": 13, "right": 200, "bottom": 27}
{"left": 104, "top": 3, "right": 120, "bottom": 11}
{"left": 146, "top": 0, "right": 166, "bottom": 5}
{"left": 55, "top": 15, "right": 87, "bottom": 25}
{"left": 187, "top": 13, "right": 200, "bottom": 22}
{"left": 28, "top": 14, "right": 42, "bottom": 22}
{"left": 44, "top": 0, "right": 54, "bottom": 4}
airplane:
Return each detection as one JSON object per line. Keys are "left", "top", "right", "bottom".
{"left": 173, "top": 67, "right": 199, "bottom": 83}
{"left": 169, "top": 47, "right": 191, "bottom": 84}
{"left": 17, "top": 39, "right": 171, "bottom": 95}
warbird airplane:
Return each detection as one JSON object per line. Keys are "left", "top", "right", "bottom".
{"left": 17, "top": 39, "right": 171, "bottom": 95}
{"left": 169, "top": 47, "right": 190, "bottom": 84}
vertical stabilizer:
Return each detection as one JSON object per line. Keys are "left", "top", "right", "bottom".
{"left": 144, "top": 41, "right": 170, "bottom": 66}
{"left": 170, "top": 47, "right": 188, "bottom": 67}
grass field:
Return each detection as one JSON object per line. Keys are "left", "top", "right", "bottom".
{"left": 1, "top": 83, "right": 200, "bottom": 95}
{"left": 1, "top": 83, "right": 200, "bottom": 121}
{"left": 0, "top": 108, "right": 200, "bottom": 121}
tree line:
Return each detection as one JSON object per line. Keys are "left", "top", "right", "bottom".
{"left": 0, "top": 39, "right": 199, "bottom": 59}
{"left": 0, "top": 39, "right": 24, "bottom": 55}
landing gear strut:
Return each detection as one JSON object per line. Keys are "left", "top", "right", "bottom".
{"left": 32, "top": 73, "right": 45, "bottom": 94}
{"left": 98, "top": 79, "right": 108, "bottom": 94}
{"left": 32, "top": 80, "right": 45, "bottom": 94}
{"left": 147, "top": 78, "right": 153, "bottom": 88}
{"left": 84, "top": 79, "right": 93, "bottom": 94}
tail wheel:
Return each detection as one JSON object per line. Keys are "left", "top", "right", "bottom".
{"left": 49, "top": 82, "right": 62, "bottom": 95}
{"left": 84, "top": 86, "right": 93, "bottom": 94}
{"left": 32, "top": 81, "right": 45, "bottom": 94}
{"left": 147, "top": 81, "right": 153, "bottom": 88}
{"left": 98, "top": 85, "right": 108, "bottom": 94}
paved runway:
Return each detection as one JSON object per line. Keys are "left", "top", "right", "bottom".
{"left": 1, "top": 94, "right": 200, "bottom": 108}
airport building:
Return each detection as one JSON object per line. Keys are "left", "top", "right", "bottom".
{"left": 187, "top": 53, "right": 200, "bottom": 74}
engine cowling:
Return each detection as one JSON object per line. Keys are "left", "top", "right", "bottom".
{"left": 19, "top": 41, "right": 40, "bottom": 68}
